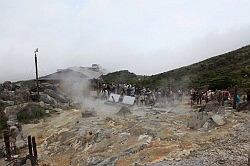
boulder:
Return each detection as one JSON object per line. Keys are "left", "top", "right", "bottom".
{"left": 0, "top": 100, "right": 15, "bottom": 106}
{"left": 187, "top": 111, "right": 210, "bottom": 129}
{"left": 2, "top": 81, "right": 13, "bottom": 91}
{"left": 4, "top": 102, "right": 45, "bottom": 120}
{"left": 237, "top": 101, "right": 250, "bottom": 112}
{"left": 202, "top": 118, "right": 217, "bottom": 130}
{"left": 81, "top": 108, "right": 97, "bottom": 118}
{"left": 204, "top": 101, "right": 220, "bottom": 112}
{"left": 57, "top": 102, "right": 70, "bottom": 110}
{"left": 138, "top": 134, "right": 152, "bottom": 144}
{"left": 44, "top": 89, "right": 68, "bottom": 103}
{"left": 116, "top": 106, "right": 132, "bottom": 117}
{"left": 0, "top": 91, "right": 15, "bottom": 101}
{"left": 4, "top": 104, "right": 24, "bottom": 117}
{"left": 9, "top": 126, "right": 19, "bottom": 143}
{"left": 40, "top": 83, "right": 57, "bottom": 91}
{"left": 87, "top": 156, "right": 103, "bottom": 165}
{"left": 0, "top": 84, "right": 3, "bottom": 92}
{"left": 211, "top": 114, "right": 226, "bottom": 126}
{"left": 14, "top": 90, "right": 30, "bottom": 102}
{"left": 40, "top": 93, "right": 58, "bottom": 107}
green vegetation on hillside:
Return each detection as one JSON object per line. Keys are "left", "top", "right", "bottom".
{"left": 101, "top": 45, "right": 250, "bottom": 90}
{"left": 101, "top": 70, "right": 139, "bottom": 84}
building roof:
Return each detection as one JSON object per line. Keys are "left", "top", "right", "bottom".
{"left": 39, "top": 69, "right": 87, "bottom": 81}
{"left": 39, "top": 65, "right": 108, "bottom": 81}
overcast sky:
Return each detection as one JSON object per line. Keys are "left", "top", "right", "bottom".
{"left": 0, "top": 0, "right": 250, "bottom": 82}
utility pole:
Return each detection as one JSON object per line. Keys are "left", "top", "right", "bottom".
{"left": 34, "top": 48, "right": 39, "bottom": 100}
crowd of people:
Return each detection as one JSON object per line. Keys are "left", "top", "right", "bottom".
{"left": 96, "top": 83, "right": 184, "bottom": 106}
{"left": 189, "top": 88, "right": 247, "bottom": 107}
{"left": 90, "top": 80, "right": 248, "bottom": 108}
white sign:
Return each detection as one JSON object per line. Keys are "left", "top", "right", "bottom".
{"left": 122, "top": 96, "right": 135, "bottom": 105}
{"left": 108, "top": 93, "right": 120, "bottom": 103}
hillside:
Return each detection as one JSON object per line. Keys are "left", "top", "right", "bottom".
{"left": 102, "top": 45, "right": 250, "bottom": 90}
{"left": 101, "top": 70, "right": 138, "bottom": 84}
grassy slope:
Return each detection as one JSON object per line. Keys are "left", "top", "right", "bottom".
{"left": 148, "top": 45, "right": 250, "bottom": 89}
{"left": 102, "top": 45, "right": 250, "bottom": 90}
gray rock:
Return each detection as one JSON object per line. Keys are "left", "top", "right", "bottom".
{"left": 4, "top": 102, "right": 44, "bottom": 120}
{"left": 14, "top": 90, "right": 30, "bottom": 102}
{"left": 2, "top": 81, "right": 13, "bottom": 91}
{"left": 204, "top": 101, "right": 220, "bottom": 112}
{"left": 9, "top": 126, "right": 19, "bottom": 143}
{"left": 81, "top": 109, "right": 97, "bottom": 118}
{"left": 187, "top": 111, "right": 210, "bottom": 129}
{"left": 40, "top": 93, "right": 58, "bottom": 107}
{"left": 40, "top": 83, "right": 57, "bottom": 91}
{"left": 237, "top": 101, "right": 250, "bottom": 112}
{"left": 4, "top": 104, "right": 23, "bottom": 117}
{"left": 0, "top": 84, "right": 3, "bottom": 92}
{"left": 57, "top": 102, "right": 70, "bottom": 110}
{"left": 44, "top": 89, "right": 68, "bottom": 103}
{"left": 117, "top": 106, "right": 132, "bottom": 117}
{"left": 202, "top": 118, "right": 217, "bottom": 130}
{"left": 0, "top": 91, "right": 15, "bottom": 101}
{"left": 0, "top": 100, "right": 14, "bottom": 106}
{"left": 87, "top": 156, "right": 104, "bottom": 165}
{"left": 211, "top": 114, "right": 226, "bottom": 126}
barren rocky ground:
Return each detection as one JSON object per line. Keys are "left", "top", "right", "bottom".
{"left": 1, "top": 99, "right": 248, "bottom": 166}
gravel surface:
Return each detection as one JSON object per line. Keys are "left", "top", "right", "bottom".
{"left": 152, "top": 116, "right": 250, "bottom": 166}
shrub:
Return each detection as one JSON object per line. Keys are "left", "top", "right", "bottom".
{"left": 17, "top": 107, "right": 46, "bottom": 123}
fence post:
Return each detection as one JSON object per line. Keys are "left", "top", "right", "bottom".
{"left": 3, "top": 130, "right": 11, "bottom": 161}
{"left": 28, "top": 136, "right": 33, "bottom": 156}
{"left": 32, "top": 137, "right": 37, "bottom": 158}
